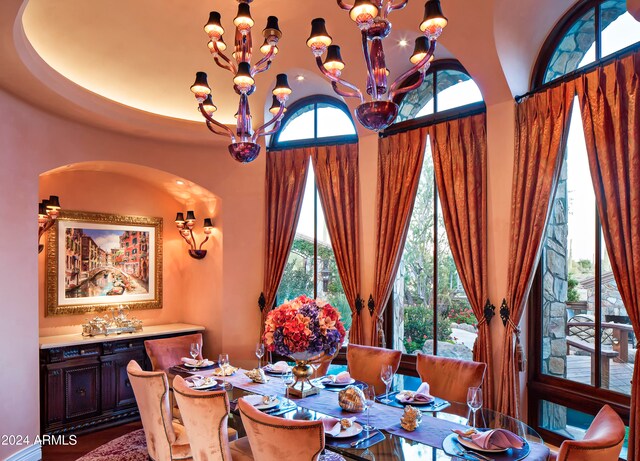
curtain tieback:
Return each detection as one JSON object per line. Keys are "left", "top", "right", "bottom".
{"left": 507, "top": 320, "right": 526, "bottom": 372}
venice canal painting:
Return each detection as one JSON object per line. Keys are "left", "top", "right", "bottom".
{"left": 63, "top": 226, "right": 151, "bottom": 299}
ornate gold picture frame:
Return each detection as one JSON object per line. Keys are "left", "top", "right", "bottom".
{"left": 45, "top": 210, "right": 163, "bottom": 316}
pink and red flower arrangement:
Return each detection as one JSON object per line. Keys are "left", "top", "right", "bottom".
{"left": 263, "top": 295, "right": 346, "bottom": 357}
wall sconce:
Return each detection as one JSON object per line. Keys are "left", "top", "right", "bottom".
{"left": 38, "top": 195, "right": 61, "bottom": 253}
{"left": 175, "top": 211, "right": 214, "bottom": 259}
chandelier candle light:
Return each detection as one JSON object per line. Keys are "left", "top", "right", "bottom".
{"left": 307, "top": 0, "right": 447, "bottom": 131}
{"left": 175, "top": 211, "right": 214, "bottom": 259}
{"left": 190, "top": 0, "right": 293, "bottom": 163}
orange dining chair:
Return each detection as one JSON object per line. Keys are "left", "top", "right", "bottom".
{"left": 415, "top": 353, "right": 486, "bottom": 404}
{"left": 144, "top": 333, "right": 203, "bottom": 373}
{"left": 172, "top": 375, "right": 250, "bottom": 461}
{"left": 549, "top": 405, "right": 625, "bottom": 461}
{"left": 238, "top": 398, "right": 325, "bottom": 461}
{"left": 346, "top": 344, "right": 402, "bottom": 394}
{"left": 126, "top": 360, "right": 191, "bottom": 461}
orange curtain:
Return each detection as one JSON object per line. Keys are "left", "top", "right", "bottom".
{"left": 428, "top": 113, "right": 494, "bottom": 409}
{"left": 260, "top": 149, "right": 311, "bottom": 331}
{"left": 576, "top": 52, "right": 639, "bottom": 459}
{"left": 497, "top": 81, "right": 575, "bottom": 419}
{"left": 312, "top": 143, "right": 364, "bottom": 344}
{"left": 371, "top": 128, "right": 428, "bottom": 346}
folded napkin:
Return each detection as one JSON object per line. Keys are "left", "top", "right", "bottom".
{"left": 181, "top": 357, "right": 212, "bottom": 367}
{"left": 324, "top": 371, "right": 352, "bottom": 384}
{"left": 267, "top": 361, "right": 290, "bottom": 372}
{"left": 242, "top": 394, "right": 277, "bottom": 407}
{"left": 454, "top": 428, "right": 524, "bottom": 450}
{"left": 399, "top": 382, "right": 434, "bottom": 403}
{"left": 322, "top": 417, "right": 357, "bottom": 437}
{"left": 186, "top": 376, "right": 219, "bottom": 389}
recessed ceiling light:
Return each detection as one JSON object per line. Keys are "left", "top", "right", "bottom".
{"left": 296, "top": 75, "right": 305, "bottom": 82}
{"left": 399, "top": 39, "right": 408, "bottom": 47}
{"left": 176, "top": 180, "right": 185, "bottom": 185}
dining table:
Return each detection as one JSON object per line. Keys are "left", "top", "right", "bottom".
{"left": 169, "top": 364, "right": 550, "bottom": 461}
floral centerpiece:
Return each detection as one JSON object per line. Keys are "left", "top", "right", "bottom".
{"left": 263, "top": 295, "right": 346, "bottom": 396}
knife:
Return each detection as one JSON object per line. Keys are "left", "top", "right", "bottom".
{"left": 350, "top": 431, "right": 378, "bottom": 447}
{"left": 453, "top": 440, "right": 493, "bottom": 461}
{"left": 429, "top": 400, "right": 448, "bottom": 410}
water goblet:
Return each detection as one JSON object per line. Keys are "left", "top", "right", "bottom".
{"left": 189, "top": 343, "right": 200, "bottom": 363}
{"left": 218, "top": 353, "right": 229, "bottom": 373}
{"left": 255, "top": 343, "right": 265, "bottom": 368}
{"left": 283, "top": 371, "right": 294, "bottom": 399}
{"left": 467, "top": 387, "right": 483, "bottom": 427}
{"left": 380, "top": 365, "right": 394, "bottom": 403}
{"left": 363, "top": 385, "right": 376, "bottom": 433}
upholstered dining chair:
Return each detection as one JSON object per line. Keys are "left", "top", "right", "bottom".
{"left": 237, "top": 398, "right": 325, "bottom": 461}
{"left": 172, "top": 376, "right": 251, "bottom": 461}
{"left": 126, "top": 360, "right": 191, "bottom": 461}
{"left": 415, "top": 353, "right": 486, "bottom": 404}
{"left": 347, "top": 344, "right": 402, "bottom": 394}
{"left": 145, "top": 333, "right": 203, "bottom": 373}
{"left": 549, "top": 405, "right": 625, "bottom": 461}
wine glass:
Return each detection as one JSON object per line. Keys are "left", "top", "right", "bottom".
{"left": 255, "top": 343, "right": 265, "bottom": 368}
{"left": 363, "top": 385, "right": 376, "bottom": 433}
{"left": 189, "top": 343, "right": 200, "bottom": 364}
{"left": 218, "top": 353, "right": 229, "bottom": 372}
{"left": 467, "top": 387, "right": 483, "bottom": 427}
{"left": 283, "top": 371, "right": 294, "bottom": 398}
{"left": 380, "top": 365, "right": 394, "bottom": 403}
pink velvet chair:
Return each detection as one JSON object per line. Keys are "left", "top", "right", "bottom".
{"left": 145, "top": 333, "right": 203, "bottom": 373}
{"left": 238, "top": 398, "right": 325, "bottom": 461}
{"left": 415, "top": 353, "right": 486, "bottom": 404}
{"left": 549, "top": 405, "right": 625, "bottom": 461}
{"left": 172, "top": 376, "right": 252, "bottom": 461}
{"left": 126, "top": 360, "right": 191, "bottom": 461}
{"left": 346, "top": 344, "right": 401, "bottom": 394}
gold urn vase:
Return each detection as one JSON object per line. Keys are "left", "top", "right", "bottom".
{"left": 287, "top": 352, "right": 322, "bottom": 398}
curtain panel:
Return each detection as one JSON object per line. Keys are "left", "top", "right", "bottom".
{"left": 371, "top": 128, "right": 428, "bottom": 346}
{"left": 576, "top": 51, "right": 639, "bottom": 459}
{"left": 260, "top": 149, "right": 311, "bottom": 333}
{"left": 312, "top": 143, "right": 364, "bottom": 345}
{"left": 428, "top": 113, "right": 494, "bottom": 409}
{"left": 497, "top": 81, "right": 576, "bottom": 419}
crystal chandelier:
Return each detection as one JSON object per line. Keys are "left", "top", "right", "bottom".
{"left": 306, "top": 0, "right": 447, "bottom": 131}
{"left": 190, "top": 0, "right": 292, "bottom": 163}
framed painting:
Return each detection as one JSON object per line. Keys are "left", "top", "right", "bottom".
{"left": 45, "top": 210, "right": 163, "bottom": 316}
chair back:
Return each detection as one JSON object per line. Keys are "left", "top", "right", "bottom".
{"left": 347, "top": 344, "right": 401, "bottom": 394}
{"left": 238, "top": 398, "right": 324, "bottom": 461}
{"left": 145, "top": 333, "right": 203, "bottom": 372}
{"left": 556, "top": 405, "right": 625, "bottom": 461}
{"left": 126, "top": 360, "right": 176, "bottom": 461}
{"left": 172, "top": 375, "right": 233, "bottom": 461}
{"left": 415, "top": 353, "right": 486, "bottom": 404}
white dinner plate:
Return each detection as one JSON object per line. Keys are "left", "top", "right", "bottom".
{"left": 322, "top": 378, "right": 356, "bottom": 387}
{"left": 395, "top": 391, "right": 434, "bottom": 405}
{"left": 190, "top": 377, "right": 221, "bottom": 390}
{"left": 326, "top": 421, "right": 363, "bottom": 438}
{"left": 242, "top": 395, "right": 280, "bottom": 410}
{"left": 263, "top": 365, "right": 291, "bottom": 374}
{"left": 183, "top": 359, "right": 214, "bottom": 368}
{"left": 456, "top": 434, "right": 511, "bottom": 453}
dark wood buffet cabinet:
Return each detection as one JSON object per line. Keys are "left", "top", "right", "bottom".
{"left": 39, "top": 323, "right": 204, "bottom": 435}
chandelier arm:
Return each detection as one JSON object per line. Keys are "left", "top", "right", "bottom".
{"left": 385, "top": 0, "right": 409, "bottom": 17}
{"left": 252, "top": 104, "right": 285, "bottom": 141}
{"left": 261, "top": 121, "right": 282, "bottom": 137}
{"left": 315, "top": 56, "right": 365, "bottom": 103}
{"left": 213, "top": 56, "right": 237, "bottom": 74}
{"left": 388, "top": 69, "right": 425, "bottom": 99}
{"left": 331, "top": 81, "right": 363, "bottom": 100}
{"left": 199, "top": 104, "right": 237, "bottom": 143}
{"left": 388, "top": 40, "right": 436, "bottom": 97}
{"left": 252, "top": 45, "right": 276, "bottom": 75}
{"left": 361, "top": 31, "right": 378, "bottom": 99}
{"left": 188, "top": 229, "right": 198, "bottom": 250}
{"left": 337, "top": 0, "right": 353, "bottom": 10}
{"left": 253, "top": 59, "right": 273, "bottom": 76}
{"left": 206, "top": 121, "right": 229, "bottom": 137}
{"left": 212, "top": 42, "right": 238, "bottom": 73}
{"left": 198, "top": 235, "right": 210, "bottom": 251}
{"left": 179, "top": 229, "right": 195, "bottom": 250}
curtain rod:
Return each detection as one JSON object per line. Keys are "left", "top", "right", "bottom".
{"left": 267, "top": 137, "right": 358, "bottom": 152}
{"left": 515, "top": 42, "right": 640, "bottom": 103}
{"left": 379, "top": 103, "right": 486, "bottom": 138}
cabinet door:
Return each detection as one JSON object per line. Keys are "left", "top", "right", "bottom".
{"left": 45, "top": 368, "right": 64, "bottom": 426}
{"left": 64, "top": 364, "right": 100, "bottom": 420}
{"left": 116, "top": 351, "right": 144, "bottom": 408}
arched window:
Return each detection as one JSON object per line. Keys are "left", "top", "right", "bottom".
{"left": 396, "top": 60, "right": 483, "bottom": 123}
{"left": 270, "top": 96, "right": 358, "bottom": 148}
{"left": 271, "top": 96, "right": 357, "bottom": 334}
{"left": 528, "top": 0, "right": 637, "bottom": 455}
{"left": 534, "top": 0, "right": 640, "bottom": 86}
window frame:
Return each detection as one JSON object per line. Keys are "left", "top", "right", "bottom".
{"left": 269, "top": 95, "right": 358, "bottom": 151}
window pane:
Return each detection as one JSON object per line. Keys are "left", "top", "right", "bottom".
{"left": 276, "top": 161, "right": 314, "bottom": 302}
{"left": 436, "top": 197, "right": 475, "bottom": 360}
{"left": 544, "top": 8, "right": 596, "bottom": 83}
{"left": 277, "top": 104, "right": 315, "bottom": 142}
{"left": 397, "top": 72, "right": 434, "bottom": 122}
{"left": 394, "top": 141, "right": 435, "bottom": 354}
{"left": 435, "top": 70, "right": 483, "bottom": 112}
{"left": 600, "top": 1, "right": 640, "bottom": 59}
{"left": 542, "top": 99, "right": 597, "bottom": 385}
{"left": 315, "top": 189, "right": 352, "bottom": 332}
{"left": 600, "top": 234, "right": 635, "bottom": 395}
{"left": 316, "top": 104, "right": 356, "bottom": 138}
